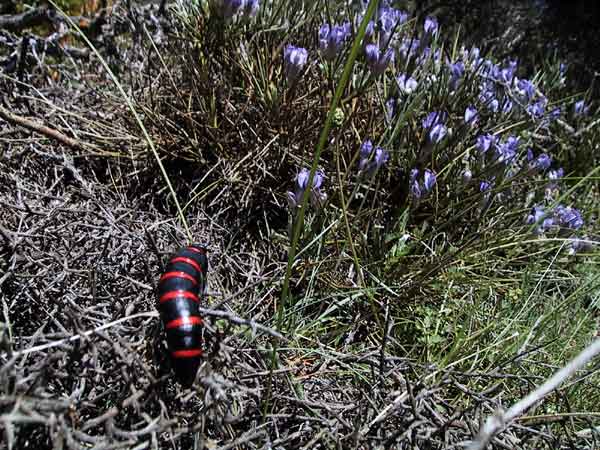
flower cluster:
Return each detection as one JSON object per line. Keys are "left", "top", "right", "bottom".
{"left": 217, "top": 0, "right": 259, "bottom": 19}
{"left": 358, "top": 140, "right": 389, "bottom": 175}
{"left": 422, "top": 111, "right": 447, "bottom": 144}
{"left": 464, "top": 106, "right": 478, "bottom": 125}
{"left": 377, "top": 6, "right": 409, "bottom": 47}
{"left": 319, "top": 23, "right": 351, "bottom": 60}
{"left": 473, "top": 133, "right": 519, "bottom": 166}
{"left": 396, "top": 73, "right": 418, "bottom": 95}
{"left": 360, "top": 5, "right": 410, "bottom": 75}
{"left": 284, "top": 45, "right": 308, "bottom": 82}
{"left": 287, "top": 168, "right": 327, "bottom": 209}
{"left": 527, "top": 150, "right": 552, "bottom": 171}
{"left": 365, "top": 44, "right": 395, "bottom": 75}
{"left": 410, "top": 168, "right": 437, "bottom": 199}
{"left": 423, "top": 16, "right": 438, "bottom": 37}
{"left": 448, "top": 61, "right": 464, "bottom": 91}
{"left": 270, "top": 5, "right": 591, "bottom": 256}
{"left": 546, "top": 167, "right": 564, "bottom": 191}
{"left": 526, "top": 204, "right": 584, "bottom": 235}
{"left": 574, "top": 100, "right": 590, "bottom": 116}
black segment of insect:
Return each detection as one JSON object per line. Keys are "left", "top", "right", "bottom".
{"left": 157, "top": 244, "right": 208, "bottom": 387}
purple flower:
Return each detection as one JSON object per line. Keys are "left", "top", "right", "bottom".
{"left": 410, "top": 168, "right": 436, "bottom": 198}
{"left": 359, "top": 140, "right": 389, "bottom": 174}
{"left": 488, "top": 98, "right": 500, "bottom": 113}
{"left": 410, "top": 168, "right": 419, "bottom": 182}
{"left": 569, "top": 237, "right": 592, "bottom": 255}
{"left": 398, "top": 37, "right": 420, "bottom": 62}
{"left": 449, "top": 61, "right": 465, "bottom": 90}
{"left": 481, "top": 59, "right": 499, "bottom": 79}
{"left": 496, "top": 136, "right": 519, "bottom": 163}
{"left": 548, "top": 167, "right": 564, "bottom": 181}
{"left": 410, "top": 180, "right": 421, "bottom": 198}
{"left": 463, "top": 46, "right": 481, "bottom": 68}
{"left": 526, "top": 205, "right": 552, "bottom": 234}
{"left": 423, "top": 169, "right": 436, "bottom": 191}
{"left": 424, "top": 16, "right": 438, "bottom": 35}
{"left": 219, "top": 0, "right": 243, "bottom": 18}
{"left": 385, "top": 97, "right": 396, "bottom": 120}
{"left": 284, "top": 45, "right": 308, "bottom": 82}
{"left": 378, "top": 7, "right": 408, "bottom": 46}
{"left": 499, "top": 60, "right": 517, "bottom": 84}
{"left": 527, "top": 148, "right": 534, "bottom": 161}
{"left": 479, "top": 89, "right": 499, "bottom": 113}
{"left": 546, "top": 167, "right": 564, "bottom": 190}
{"left": 312, "top": 170, "right": 324, "bottom": 190}
{"left": 365, "top": 44, "right": 394, "bottom": 75}
{"left": 429, "top": 124, "right": 447, "bottom": 143}
{"left": 464, "top": 106, "right": 478, "bottom": 124}
{"left": 527, "top": 98, "right": 547, "bottom": 120}
{"left": 501, "top": 98, "right": 513, "bottom": 115}
{"left": 574, "top": 100, "right": 589, "bottom": 116}
{"left": 526, "top": 205, "right": 547, "bottom": 225}
{"left": 296, "top": 167, "right": 310, "bottom": 190}
{"left": 549, "top": 107, "right": 561, "bottom": 121}
{"left": 554, "top": 205, "right": 584, "bottom": 230}
{"left": 542, "top": 218, "right": 555, "bottom": 230}
{"left": 462, "top": 168, "right": 472, "bottom": 183}
{"left": 374, "top": 147, "right": 390, "bottom": 168}
{"left": 359, "top": 140, "right": 373, "bottom": 160}
{"left": 319, "top": 23, "right": 350, "bottom": 60}
{"left": 378, "top": 6, "right": 408, "bottom": 31}
{"left": 569, "top": 237, "right": 584, "bottom": 254}
{"left": 241, "top": 0, "right": 259, "bottom": 16}
{"left": 476, "top": 134, "right": 496, "bottom": 153}
{"left": 396, "top": 73, "right": 418, "bottom": 94}
{"left": 365, "top": 45, "right": 378, "bottom": 63}
{"left": 559, "top": 62, "right": 567, "bottom": 76}
{"left": 422, "top": 111, "right": 446, "bottom": 129}
{"left": 288, "top": 168, "right": 327, "bottom": 209}
{"left": 516, "top": 78, "right": 535, "bottom": 102}
{"left": 479, "top": 180, "right": 491, "bottom": 192}
{"left": 531, "top": 153, "right": 552, "bottom": 171}
{"left": 409, "top": 168, "right": 421, "bottom": 198}
{"left": 450, "top": 61, "right": 465, "bottom": 77}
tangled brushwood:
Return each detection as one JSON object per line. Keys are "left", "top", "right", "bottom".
{"left": 0, "top": 0, "right": 599, "bottom": 448}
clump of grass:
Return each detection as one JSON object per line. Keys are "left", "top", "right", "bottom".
{"left": 139, "top": 0, "right": 599, "bottom": 416}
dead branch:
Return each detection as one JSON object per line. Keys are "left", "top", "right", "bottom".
{"left": 0, "top": 6, "right": 106, "bottom": 36}
{"left": 0, "top": 104, "right": 100, "bottom": 152}
{"left": 0, "top": 6, "right": 51, "bottom": 32}
{"left": 469, "top": 338, "right": 600, "bottom": 450}
{"left": 197, "top": 306, "right": 287, "bottom": 341}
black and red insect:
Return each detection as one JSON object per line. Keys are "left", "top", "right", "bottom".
{"left": 157, "top": 244, "right": 208, "bottom": 387}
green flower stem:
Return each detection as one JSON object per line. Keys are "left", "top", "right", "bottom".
{"left": 276, "top": 0, "right": 380, "bottom": 331}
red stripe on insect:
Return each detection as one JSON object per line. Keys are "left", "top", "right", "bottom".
{"left": 166, "top": 316, "right": 203, "bottom": 329}
{"left": 159, "top": 290, "right": 199, "bottom": 304}
{"left": 170, "top": 256, "right": 202, "bottom": 273}
{"left": 171, "top": 349, "right": 203, "bottom": 358}
{"left": 187, "top": 247, "right": 206, "bottom": 255}
{"left": 159, "top": 271, "right": 198, "bottom": 285}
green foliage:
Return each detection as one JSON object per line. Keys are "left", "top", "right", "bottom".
{"left": 145, "top": 0, "right": 599, "bottom": 423}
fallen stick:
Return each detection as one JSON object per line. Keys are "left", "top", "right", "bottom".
{"left": 468, "top": 338, "right": 600, "bottom": 449}
{"left": 0, "top": 104, "right": 97, "bottom": 152}
{"left": 0, "top": 6, "right": 50, "bottom": 32}
{"left": 0, "top": 6, "right": 106, "bottom": 36}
